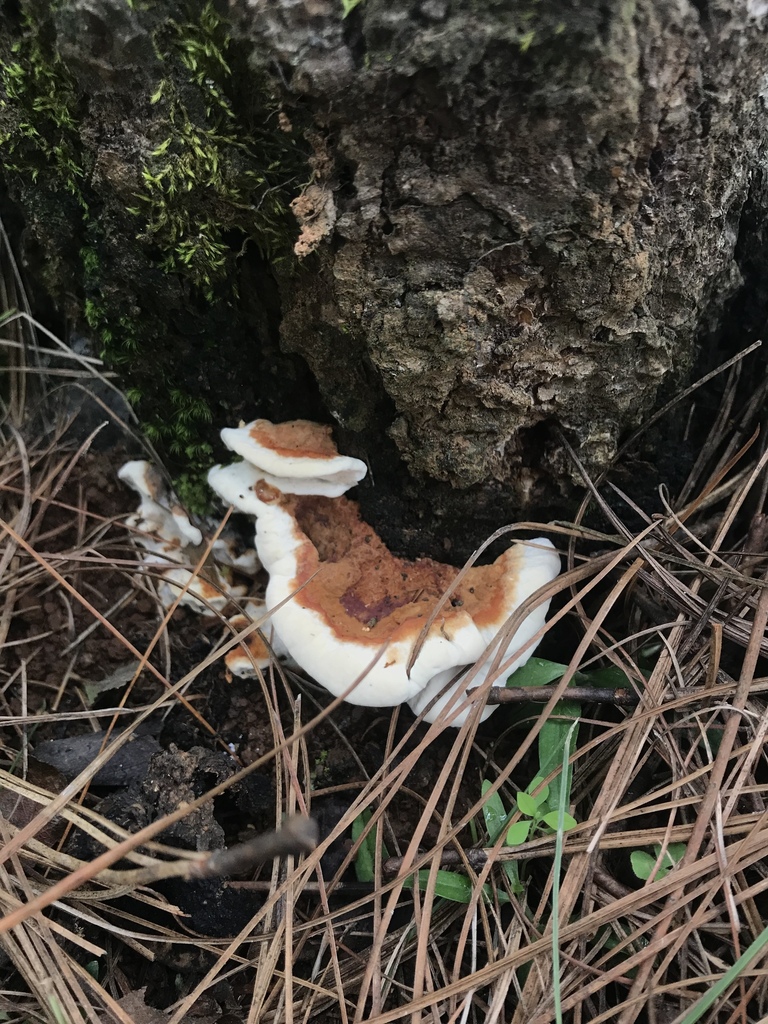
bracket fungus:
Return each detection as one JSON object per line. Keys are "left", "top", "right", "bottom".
{"left": 119, "top": 461, "right": 203, "bottom": 551}
{"left": 208, "top": 419, "right": 561, "bottom": 726}
{"left": 223, "top": 599, "right": 292, "bottom": 680}
{"left": 119, "top": 460, "right": 285, "bottom": 683}
{"left": 118, "top": 459, "right": 251, "bottom": 616}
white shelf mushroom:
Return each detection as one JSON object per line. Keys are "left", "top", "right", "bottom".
{"left": 118, "top": 458, "right": 285, "bottom": 682}
{"left": 208, "top": 419, "right": 561, "bottom": 726}
{"left": 118, "top": 461, "right": 203, "bottom": 551}
{"left": 118, "top": 459, "right": 245, "bottom": 615}
{"left": 214, "top": 419, "right": 367, "bottom": 498}
{"left": 223, "top": 598, "right": 291, "bottom": 679}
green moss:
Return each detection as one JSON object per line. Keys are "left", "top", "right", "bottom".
{"left": 79, "top": 245, "right": 100, "bottom": 278}
{"left": 173, "top": 469, "right": 214, "bottom": 515}
{"left": 82, "top": 246, "right": 213, "bottom": 487}
{"left": 310, "top": 748, "right": 330, "bottom": 789}
{"left": 115, "top": 5, "right": 303, "bottom": 481}
{"left": 148, "top": 389, "right": 213, "bottom": 458}
{"left": 0, "top": 14, "right": 88, "bottom": 209}
{"left": 126, "top": 1, "right": 301, "bottom": 299}
{"left": 2, "top": 1, "right": 308, "bottom": 511}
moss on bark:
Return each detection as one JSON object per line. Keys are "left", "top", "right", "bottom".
{"left": 0, "top": 0, "right": 316, "bottom": 509}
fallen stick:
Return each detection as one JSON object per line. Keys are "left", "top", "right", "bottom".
{"left": 483, "top": 685, "right": 639, "bottom": 705}
{"left": 90, "top": 816, "right": 319, "bottom": 890}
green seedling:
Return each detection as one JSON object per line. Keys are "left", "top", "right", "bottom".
{"left": 631, "top": 842, "right": 686, "bottom": 882}
{"left": 481, "top": 781, "right": 526, "bottom": 894}
{"left": 505, "top": 655, "right": 581, "bottom": 820}
{"left": 478, "top": 656, "right": 582, "bottom": 893}
{"left": 517, "top": 784, "right": 578, "bottom": 836}
{"left": 481, "top": 777, "right": 578, "bottom": 897}
{"left": 351, "top": 808, "right": 380, "bottom": 884}
{"left": 351, "top": 808, "right": 508, "bottom": 905}
{"left": 353, "top": 656, "right": 593, "bottom": 904}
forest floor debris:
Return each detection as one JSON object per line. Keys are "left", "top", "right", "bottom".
{"left": 3, "top": 286, "right": 768, "bottom": 1022}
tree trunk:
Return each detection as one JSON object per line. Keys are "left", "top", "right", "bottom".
{"left": 2, "top": 0, "right": 766, "bottom": 559}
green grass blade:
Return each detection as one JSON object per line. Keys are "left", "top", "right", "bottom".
{"left": 538, "top": 701, "right": 580, "bottom": 817}
{"left": 672, "top": 922, "right": 768, "bottom": 1024}
{"left": 552, "top": 720, "right": 579, "bottom": 1024}
{"left": 351, "top": 809, "right": 376, "bottom": 883}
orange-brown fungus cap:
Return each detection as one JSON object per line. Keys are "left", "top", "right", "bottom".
{"left": 248, "top": 419, "right": 339, "bottom": 460}
{"left": 285, "top": 493, "right": 520, "bottom": 649}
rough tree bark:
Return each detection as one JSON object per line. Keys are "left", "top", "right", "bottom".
{"left": 2, "top": 0, "right": 767, "bottom": 559}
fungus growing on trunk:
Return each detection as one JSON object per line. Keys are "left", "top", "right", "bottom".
{"left": 212, "top": 418, "right": 367, "bottom": 499}
{"left": 208, "top": 419, "right": 560, "bottom": 725}
{"left": 223, "top": 599, "right": 291, "bottom": 679}
{"left": 118, "top": 460, "right": 203, "bottom": 551}
{"left": 118, "top": 459, "right": 246, "bottom": 615}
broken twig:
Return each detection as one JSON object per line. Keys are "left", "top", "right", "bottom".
{"left": 483, "top": 685, "right": 639, "bottom": 706}
{"left": 92, "top": 815, "right": 319, "bottom": 889}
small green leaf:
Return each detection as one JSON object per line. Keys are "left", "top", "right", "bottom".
{"left": 630, "top": 850, "right": 656, "bottom": 881}
{"left": 482, "top": 779, "right": 533, "bottom": 858}
{"left": 503, "top": 860, "right": 524, "bottom": 895}
{"left": 526, "top": 775, "right": 547, "bottom": 797}
{"left": 351, "top": 809, "right": 375, "bottom": 883}
{"left": 542, "top": 811, "right": 577, "bottom": 832}
{"left": 506, "top": 820, "right": 532, "bottom": 845}
{"left": 516, "top": 791, "right": 538, "bottom": 818}
{"left": 403, "top": 869, "right": 509, "bottom": 904}
{"left": 530, "top": 783, "right": 550, "bottom": 808}
{"left": 506, "top": 657, "right": 567, "bottom": 689}
{"left": 631, "top": 842, "right": 686, "bottom": 882}
{"left": 481, "top": 779, "right": 510, "bottom": 841}
{"left": 664, "top": 842, "right": 687, "bottom": 866}
{"left": 341, "top": 0, "right": 363, "bottom": 14}
{"left": 580, "top": 665, "right": 632, "bottom": 689}
{"left": 430, "top": 870, "right": 472, "bottom": 903}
